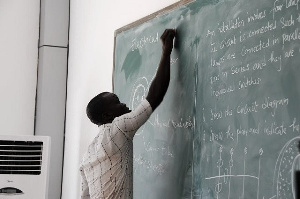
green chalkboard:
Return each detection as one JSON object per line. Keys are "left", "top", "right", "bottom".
{"left": 113, "top": 0, "right": 300, "bottom": 198}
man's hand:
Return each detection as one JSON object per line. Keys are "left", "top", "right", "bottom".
{"left": 161, "top": 29, "right": 176, "bottom": 55}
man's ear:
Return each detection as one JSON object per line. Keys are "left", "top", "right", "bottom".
{"left": 101, "top": 112, "right": 114, "bottom": 123}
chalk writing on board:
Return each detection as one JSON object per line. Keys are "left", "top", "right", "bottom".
{"left": 148, "top": 114, "right": 194, "bottom": 129}
{"left": 208, "top": 97, "right": 289, "bottom": 123}
{"left": 204, "top": 117, "right": 300, "bottom": 146}
{"left": 134, "top": 154, "right": 166, "bottom": 175}
{"left": 131, "top": 32, "right": 159, "bottom": 51}
{"left": 199, "top": 0, "right": 300, "bottom": 198}
{"left": 217, "top": 17, "right": 245, "bottom": 34}
{"left": 290, "top": 118, "right": 300, "bottom": 132}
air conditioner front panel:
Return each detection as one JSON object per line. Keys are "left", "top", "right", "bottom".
{"left": 0, "top": 136, "right": 50, "bottom": 199}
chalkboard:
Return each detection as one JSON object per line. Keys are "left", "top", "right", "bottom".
{"left": 113, "top": 0, "right": 300, "bottom": 198}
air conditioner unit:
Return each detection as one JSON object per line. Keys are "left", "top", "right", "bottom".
{"left": 0, "top": 135, "right": 50, "bottom": 199}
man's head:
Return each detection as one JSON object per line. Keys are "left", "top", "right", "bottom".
{"left": 86, "top": 92, "right": 130, "bottom": 126}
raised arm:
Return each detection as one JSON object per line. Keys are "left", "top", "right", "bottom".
{"left": 146, "top": 29, "right": 176, "bottom": 111}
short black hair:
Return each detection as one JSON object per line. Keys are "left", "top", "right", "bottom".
{"left": 86, "top": 92, "right": 109, "bottom": 125}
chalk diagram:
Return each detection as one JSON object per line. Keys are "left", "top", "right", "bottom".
{"left": 204, "top": 136, "right": 300, "bottom": 199}
{"left": 130, "top": 77, "right": 149, "bottom": 136}
{"left": 130, "top": 77, "right": 149, "bottom": 110}
{"left": 204, "top": 146, "right": 263, "bottom": 199}
{"left": 273, "top": 136, "right": 300, "bottom": 199}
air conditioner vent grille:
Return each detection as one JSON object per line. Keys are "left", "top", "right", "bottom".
{"left": 0, "top": 140, "right": 43, "bottom": 175}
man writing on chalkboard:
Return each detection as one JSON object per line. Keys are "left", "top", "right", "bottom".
{"left": 79, "top": 29, "right": 176, "bottom": 199}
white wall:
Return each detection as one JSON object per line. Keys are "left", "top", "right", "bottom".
{"left": 0, "top": 1, "right": 40, "bottom": 136}
{"left": 61, "top": 0, "right": 178, "bottom": 198}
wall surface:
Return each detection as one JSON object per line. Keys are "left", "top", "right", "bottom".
{"left": 61, "top": 0, "right": 179, "bottom": 198}
{"left": 0, "top": 1, "right": 40, "bottom": 136}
